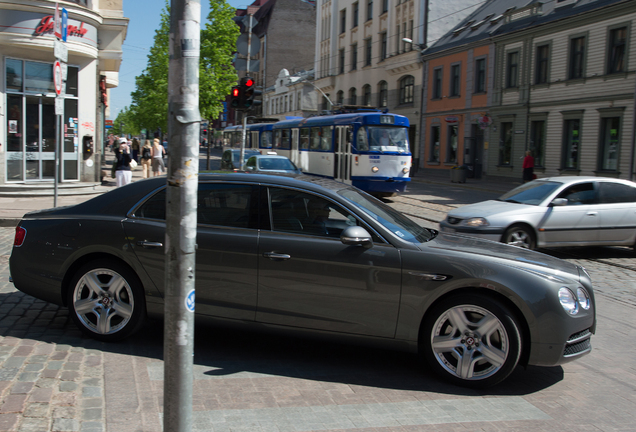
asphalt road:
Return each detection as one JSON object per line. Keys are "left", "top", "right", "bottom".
{"left": 0, "top": 166, "right": 635, "bottom": 431}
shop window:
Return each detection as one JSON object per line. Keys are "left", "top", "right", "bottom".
{"left": 6, "top": 59, "right": 23, "bottom": 91}
{"left": 562, "top": 119, "right": 580, "bottom": 169}
{"left": 446, "top": 125, "right": 458, "bottom": 163}
{"left": 599, "top": 117, "right": 620, "bottom": 171}
{"left": 530, "top": 120, "right": 546, "bottom": 167}
{"left": 429, "top": 125, "right": 440, "bottom": 162}
{"left": 499, "top": 122, "right": 513, "bottom": 165}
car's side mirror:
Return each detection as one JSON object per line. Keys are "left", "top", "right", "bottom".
{"left": 550, "top": 198, "right": 568, "bottom": 207}
{"left": 340, "top": 226, "right": 373, "bottom": 249}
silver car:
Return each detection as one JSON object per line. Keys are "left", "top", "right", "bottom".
{"left": 441, "top": 176, "right": 636, "bottom": 250}
{"left": 244, "top": 154, "right": 301, "bottom": 174}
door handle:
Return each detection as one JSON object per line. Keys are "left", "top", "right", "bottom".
{"left": 586, "top": 212, "right": 598, "bottom": 217}
{"left": 137, "top": 241, "right": 164, "bottom": 248}
{"left": 263, "top": 252, "right": 291, "bottom": 261}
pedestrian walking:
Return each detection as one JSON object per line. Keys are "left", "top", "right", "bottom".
{"left": 522, "top": 150, "right": 535, "bottom": 183}
{"left": 115, "top": 137, "right": 133, "bottom": 187}
{"left": 140, "top": 140, "right": 153, "bottom": 178}
{"left": 131, "top": 137, "right": 140, "bottom": 162}
{"left": 151, "top": 138, "right": 166, "bottom": 176}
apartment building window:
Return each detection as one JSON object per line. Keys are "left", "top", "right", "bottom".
{"left": 365, "top": 38, "right": 372, "bottom": 66}
{"left": 530, "top": 120, "right": 545, "bottom": 167}
{"left": 408, "top": 20, "right": 414, "bottom": 51}
{"left": 562, "top": 119, "right": 581, "bottom": 169}
{"left": 499, "top": 122, "right": 513, "bottom": 165}
{"left": 340, "top": 9, "right": 347, "bottom": 34}
{"left": 599, "top": 117, "right": 620, "bottom": 171}
{"left": 367, "top": 0, "right": 373, "bottom": 21}
{"left": 474, "top": 58, "right": 486, "bottom": 93}
{"left": 535, "top": 45, "right": 550, "bottom": 85}
{"left": 396, "top": 24, "right": 401, "bottom": 54}
{"left": 362, "top": 84, "right": 371, "bottom": 105}
{"left": 402, "top": 23, "right": 407, "bottom": 52}
{"left": 506, "top": 51, "right": 519, "bottom": 88}
{"left": 569, "top": 36, "right": 586, "bottom": 80}
{"left": 337, "top": 90, "right": 344, "bottom": 105}
{"left": 378, "top": 81, "right": 387, "bottom": 107}
{"left": 450, "top": 64, "right": 461, "bottom": 97}
{"left": 607, "top": 26, "right": 627, "bottom": 74}
{"left": 429, "top": 126, "right": 440, "bottom": 162}
{"left": 432, "top": 67, "right": 442, "bottom": 99}
{"left": 380, "top": 32, "right": 387, "bottom": 60}
{"left": 339, "top": 49, "right": 345, "bottom": 74}
{"left": 353, "top": 2, "right": 359, "bottom": 27}
{"left": 351, "top": 44, "right": 358, "bottom": 70}
{"left": 349, "top": 87, "right": 357, "bottom": 105}
{"left": 382, "top": 0, "right": 388, "bottom": 14}
{"left": 399, "top": 75, "right": 414, "bottom": 104}
{"left": 446, "top": 125, "right": 458, "bottom": 163}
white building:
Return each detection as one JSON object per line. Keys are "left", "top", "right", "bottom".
{"left": 263, "top": 69, "right": 319, "bottom": 120}
{"left": 1, "top": 0, "right": 127, "bottom": 184}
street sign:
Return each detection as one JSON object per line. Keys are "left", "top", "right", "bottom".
{"left": 55, "top": 95, "right": 64, "bottom": 115}
{"left": 54, "top": 3, "right": 62, "bottom": 39}
{"left": 234, "top": 58, "right": 260, "bottom": 73}
{"left": 61, "top": 8, "right": 68, "bottom": 42}
{"left": 53, "top": 61, "right": 63, "bottom": 96}
{"left": 54, "top": 40, "right": 68, "bottom": 62}
{"left": 236, "top": 33, "right": 260, "bottom": 56}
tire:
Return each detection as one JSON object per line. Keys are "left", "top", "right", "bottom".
{"left": 421, "top": 295, "right": 522, "bottom": 388}
{"left": 68, "top": 259, "right": 146, "bottom": 342}
{"left": 502, "top": 225, "right": 535, "bottom": 250}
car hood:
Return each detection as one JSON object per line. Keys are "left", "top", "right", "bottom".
{"left": 426, "top": 232, "right": 579, "bottom": 279}
{"left": 448, "top": 200, "right": 538, "bottom": 218}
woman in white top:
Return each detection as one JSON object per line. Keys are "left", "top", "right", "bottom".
{"left": 151, "top": 138, "right": 166, "bottom": 176}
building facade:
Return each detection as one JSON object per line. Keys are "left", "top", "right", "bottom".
{"left": 263, "top": 69, "right": 319, "bottom": 120}
{"left": 1, "top": 0, "right": 127, "bottom": 184}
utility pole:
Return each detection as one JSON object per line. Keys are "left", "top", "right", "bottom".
{"left": 164, "top": 1, "right": 200, "bottom": 431}
{"left": 239, "top": 13, "right": 255, "bottom": 169}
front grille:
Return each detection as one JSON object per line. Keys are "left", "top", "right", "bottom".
{"left": 568, "top": 329, "right": 591, "bottom": 343}
{"left": 446, "top": 217, "right": 462, "bottom": 225}
{"left": 564, "top": 339, "right": 591, "bottom": 357}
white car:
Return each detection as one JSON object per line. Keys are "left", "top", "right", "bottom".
{"left": 440, "top": 176, "right": 636, "bottom": 250}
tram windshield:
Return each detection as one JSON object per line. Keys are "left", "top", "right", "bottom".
{"left": 357, "top": 127, "right": 409, "bottom": 153}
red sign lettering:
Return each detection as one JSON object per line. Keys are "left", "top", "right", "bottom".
{"left": 34, "top": 16, "right": 87, "bottom": 38}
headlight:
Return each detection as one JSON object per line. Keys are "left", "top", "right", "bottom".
{"left": 577, "top": 287, "right": 590, "bottom": 310}
{"left": 558, "top": 287, "right": 579, "bottom": 315}
{"left": 465, "top": 217, "right": 489, "bottom": 227}
{"left": 371, "top": 166, "right": 379, "bottom": 173}
{"left": 402, "top": 167, "right": 409, "bottom": 174}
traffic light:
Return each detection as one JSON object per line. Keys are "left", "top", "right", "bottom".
{"left": 230, "top": 85, "right": 241, "bottom": 109}
{"left": 241, "top": 76, "right": 262, "bottom": 109}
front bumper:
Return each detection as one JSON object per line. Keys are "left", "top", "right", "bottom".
{"left": 439, "top": 222, "right": 504, "bottom": 242}
{"left": 529, "top": 327, "right": 593, "bottom": 366}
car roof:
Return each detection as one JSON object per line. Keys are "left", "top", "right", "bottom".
{"left": 537, "top": 176, "right": 636, "bottom": 186}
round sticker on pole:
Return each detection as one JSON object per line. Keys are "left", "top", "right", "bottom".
{"left": 185, "top": 289, "right": 195, "bottom": 313}
{"left": 53, "top": 61, "right": 63, "bottom": 96}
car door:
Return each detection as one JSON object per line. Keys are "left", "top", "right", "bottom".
{"left": 123, "top": 182, "right": 259, "bottom": 321}
{"left": 540, "top": 182, "right": 599, "bottom": 245}
{"left": 256, "top": 186, "right": 402, "bottom": 338}
{"left": 596, "top": 181, "right": 636, "bottom": 243}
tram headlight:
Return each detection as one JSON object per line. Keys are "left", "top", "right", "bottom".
{"left": 371, "top": 166, "right": 379, "bottom": 173}
{"left": 402, "top": 167, "right": 409, "bottom": 174}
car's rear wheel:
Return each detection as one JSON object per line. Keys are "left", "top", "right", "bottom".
{"left": 68, "top": 259, "right": 146, "bottom": 342}
{"left": 502, "top": 225, "right": 535, "bottom": 249}
{"left": 421, "top": 295, "right": 522, "bottom": 388}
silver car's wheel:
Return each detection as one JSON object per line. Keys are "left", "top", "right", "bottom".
{"left": 68, "top": 260, "right": 145, "bottom": 342}
{"left": 422, "top": 295, "right": 522, "bottom": 388}
{"left": 503, "top": 225, "right": 535, "bottom": 249}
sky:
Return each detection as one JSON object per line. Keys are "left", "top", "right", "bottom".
{"left": 108, "top": 0, "right": 248, "bottom": 120}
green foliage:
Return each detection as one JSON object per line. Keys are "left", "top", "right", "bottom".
{"left": 112, "top": 106, "right": 139, "bottom": 136}
{"left": 123, "top": 0, "right": 239, "bottom": 133}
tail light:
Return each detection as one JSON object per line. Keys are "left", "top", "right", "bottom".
{"left": 14, "top": 226, "right": 26, "bottom": 247}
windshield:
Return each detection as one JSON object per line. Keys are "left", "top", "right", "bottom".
{"left": 339, "top": 189, "right": 434, "bottom": 244}
{"left": 259, "top": 158, "right": 297, "bottom": 171}
{"left": 232, "top": 151, "right": 259, "bottom": 163}
{"left": 357, "top": 127, "right": 409, "bottom": 153}
{"left": 498, "top": 181, "right": 563, "bottom": 205}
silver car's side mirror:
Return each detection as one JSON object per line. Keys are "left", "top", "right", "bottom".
{"left": 550, "top": 198, "right": 568, "bottom": 207}
{"left": 340, "top": 226, "right": 373, "bottom": 249}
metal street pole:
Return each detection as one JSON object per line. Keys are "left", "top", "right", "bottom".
{"left": 239, "top": 14, "right": 254, "bottom": 169}
{"left": 164, "top": 1, "right": 200, "bottom": 431}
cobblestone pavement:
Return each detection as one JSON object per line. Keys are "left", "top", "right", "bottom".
{"left": 0, "top": 193, "right": 635, "bottom": 431}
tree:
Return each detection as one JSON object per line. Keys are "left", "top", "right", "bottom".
{"left": 128, "top": 0, "right": 239, "bottom": 134}
{"left": 112, "top": 106, "right": 139, "bottom": 137}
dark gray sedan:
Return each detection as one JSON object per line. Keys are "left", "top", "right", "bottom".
{"left": 9, "top": 174, "right": 596, "bottom": 387}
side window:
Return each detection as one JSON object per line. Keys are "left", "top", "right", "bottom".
{"left": 557, "top": 182, "right": 596, "bottom": 205}
{"left": 300, "top": 128, "right": 310, "bottom": 150}
{"left": 261, "top": 131, "right": 272, "bottom": 149}
{"left": 197, "top": 184, "right": 255, "bottom": 228}
{"left": 245, "top": 157, "right": 256, "bottom": 169}
{"left": 321, "top": 126, "right": 332, "bottom": 150}
{"left": 598, "top": 182, "right": 636, "bottom": 204}
{"left": 310, "top": 128, "right": 321, "bottom": 150}
{"left": 136, "top": 188, "right": 166, "bottom": 220}
{"left": 357, "top": 127, "right": 368, "bottom": 151}
{"left": 269, "top": 188, "right": 364, "bottom": 239}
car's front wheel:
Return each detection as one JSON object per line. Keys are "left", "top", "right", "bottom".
{"left": 502, "top": 225, "right": 535, "bottom": 249}
{"left": 421, "top": 295, "right": 522, "bottom": 388}
{"left": 68, "top": 259, "right": 146, "bottom": 342}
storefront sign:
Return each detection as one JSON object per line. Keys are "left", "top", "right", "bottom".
{"left": 0, "top": 10, "right": 97, "bottom": 48}
{"left": 445, "top": 116, "right": 459, "bottom": 124}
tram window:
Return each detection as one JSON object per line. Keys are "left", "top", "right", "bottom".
{"left": 281, "top": 129, "right": 291, "bottom": 150}
{"left": 310, "top": 128, "right": 321, "bottom": 150}
{"left": 357, "top": 128, "right": 369, "bottom": 151}
{"left": 321, "top": 126, "right": 332, "bottom": 151}
{"left": 300, "top": 128, "right": 310, "bottom": 150}
{"left": 274, "top": 130, "right": 282, "bottom": 149}
{"left": 261, "top": 131, "right": 272, "bottom": 149}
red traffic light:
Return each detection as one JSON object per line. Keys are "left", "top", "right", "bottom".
{"left": 245, "top": 78, "right": 254, "bottom": 87}
{"left": 232, "top": 87, "right": 240, "bottom": 97}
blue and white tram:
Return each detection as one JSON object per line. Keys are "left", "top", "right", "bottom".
{"left": 271, "top": 111, "right": 411, "bottom": 195}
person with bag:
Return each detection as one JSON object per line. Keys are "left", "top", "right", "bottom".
{"left": 131, "top": 137, "right": 141, "bottom": 162}
{"left": 151, "top": 138, "right": 166, "bottom": 176}
{"left": 141, "top": 140, "right": 153, "bottom": 178}
{"left": 114, "top": 137, "right": 133, "bottom": 187}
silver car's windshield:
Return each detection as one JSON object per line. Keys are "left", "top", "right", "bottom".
{"left": 498, "top": 181, "right": 563, "bottom": 205}
{"left": 338, "top": 189, "right": 435, "bottom": 243}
